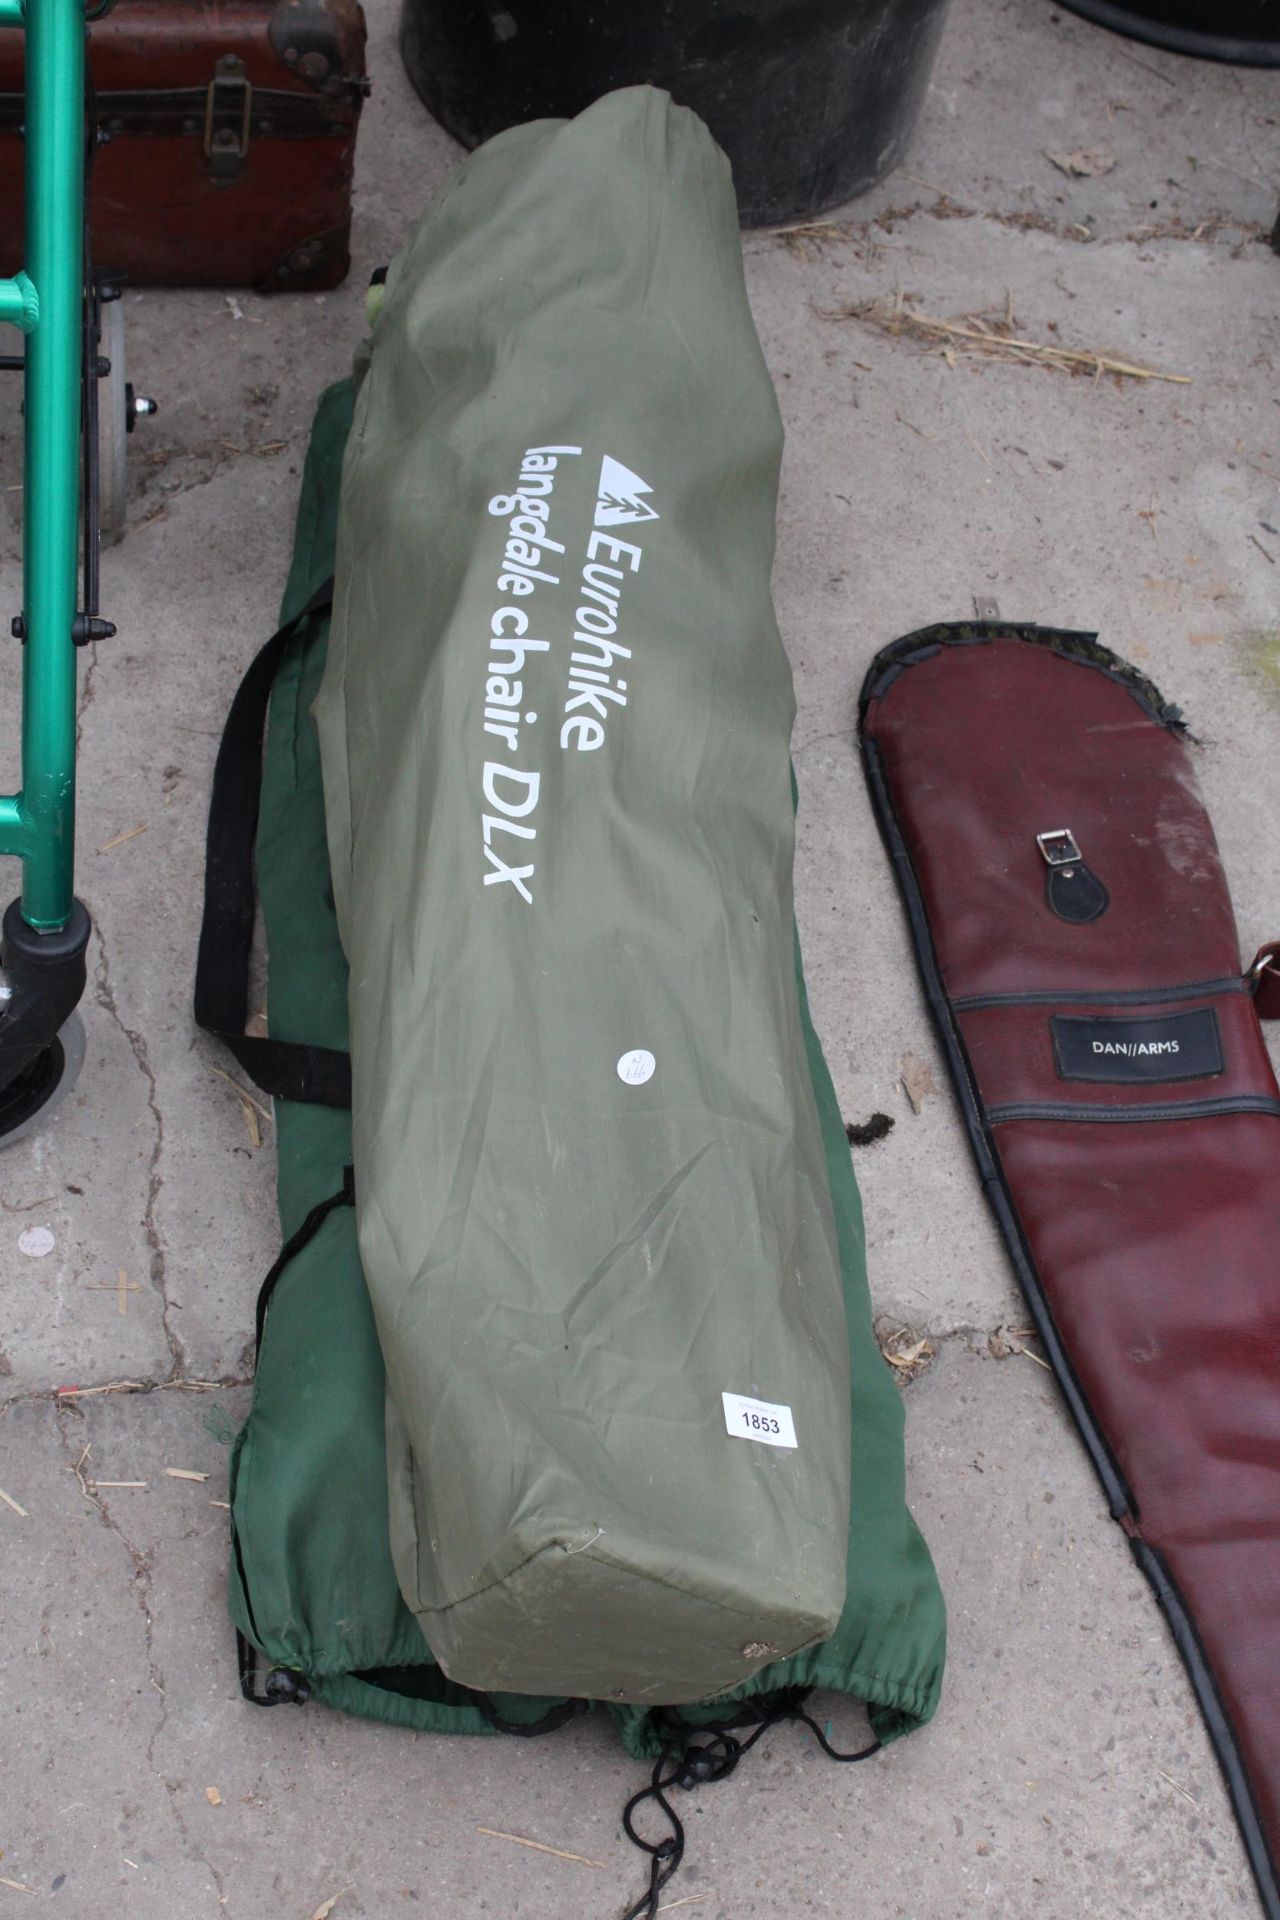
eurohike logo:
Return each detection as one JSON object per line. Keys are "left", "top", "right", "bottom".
{"left": 594, "top": 455, "right": 659, "bottom": 528}
{"left": 551, "top": 450, "right": 659, "bottom": 760}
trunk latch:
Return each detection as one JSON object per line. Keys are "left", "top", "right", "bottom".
{"left": 205, "top": 55, "right": 253, "bottom": 184}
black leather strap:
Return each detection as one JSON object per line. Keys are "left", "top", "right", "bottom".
{"left": 195, "top": 578, "right": 352, "bottom": 1109}
{"left": 1046, "top": 859, "right": 1109, "bottom": 925}
{"left": 254, "top": 1164, "right": 356, "bottom": 1355}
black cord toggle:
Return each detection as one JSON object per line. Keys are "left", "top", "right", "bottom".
{"left": 236, "top": 1630, "right": 311, "bottom": 1707}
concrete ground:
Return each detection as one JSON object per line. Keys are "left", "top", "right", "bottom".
{"left": 1, "top": 0, "right": 1277, "bottom": 1914}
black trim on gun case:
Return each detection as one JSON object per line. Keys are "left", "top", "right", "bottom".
{"left": 860, "top": 619, "right": 1190, "bottom": 734}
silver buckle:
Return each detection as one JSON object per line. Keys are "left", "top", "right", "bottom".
{"left": 1036, "top": 828, "right": 1081, "bottom": 869}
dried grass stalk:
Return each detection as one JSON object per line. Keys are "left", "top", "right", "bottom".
{"left": 829, "top": 294, "right": 1190, "bottom": 384}
{"left": 475, "top": 1827, "right": 604, "bottom": 1869}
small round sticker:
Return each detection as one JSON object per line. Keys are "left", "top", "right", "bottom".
{"left": 18, "top": 1225, "right": 55, "bottom": 1259}
{"left": 617, "top": 1049, "right": 656, "bottom": 1087}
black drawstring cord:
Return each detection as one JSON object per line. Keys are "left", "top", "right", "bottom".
{"left": 620, "top": 1728, "right": 763, "bottom": 1920}
{"left": 620, "top": 1775, "right": 679, "bottom": 1920}
{"left": 791, "top": 1697, "right": 882, "bottom": 1765}
{"left": 472, "top": 1693, "right": 591, "bottom": 1738}
{"left": 617, "top": 1688, "right": 881, "bottom": 1919}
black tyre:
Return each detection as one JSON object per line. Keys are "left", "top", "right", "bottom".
{"left": 0, "top": 1011, "right": 86, "bottom": 1147}
{"left": 96, "top": 299, "right": 128, "bottom": 546}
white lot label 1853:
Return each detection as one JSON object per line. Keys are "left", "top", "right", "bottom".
{"left": 722, "top": 1391, "right": 797, "bottom": 1450}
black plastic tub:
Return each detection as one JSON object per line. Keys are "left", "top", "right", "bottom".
{"left": 1058, "top": 0, "right": 1280, "bottom": 65}
{"left": 400, "top": 0, "right": 955, "bottom": 228}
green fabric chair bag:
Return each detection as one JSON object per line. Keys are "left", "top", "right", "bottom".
{"left": 314, "top": 87, "right": 924, "bottom": 1706}
{"left": 224, "top": 377, "right": 943, "bottom": 1750}
{"left": 216, "top": 90, "right": 944, "bottom": 1749}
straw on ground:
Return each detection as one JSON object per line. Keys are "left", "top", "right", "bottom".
{"left": 828, "top": 292, "right": 1190, "bottom": 385}
{"left": 475, "top": 1827, "right": 604, "bottom": 1869}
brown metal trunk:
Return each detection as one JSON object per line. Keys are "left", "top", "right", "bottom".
{"left": 0, "top": 0, "right": 368, "bottom": 291}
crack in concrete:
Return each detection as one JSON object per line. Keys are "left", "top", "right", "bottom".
{"left": 1, "top": 1331, "right": 1052, "bottom": 1410}
{"left": 3, "top": 1336, "right": 1043, "bottom": 1413}
{"left": 792, "top": 727, "right": 850, "bottom": 758}
{"left": 0, "top": 1375, "right": 251, "bottom": 1416}
{"left": 51, "top": 1397, "right": 167, "bottom": 1751}
{"left": 37, "top": 1596, "right": 56, "bottom": 1664}
{"left": 134, "top": 430, "right": 299, "bottom": 533}
{"left": 75, "top": 638, "right": 100, "bottom": 756}
{"left": 90, "top": 919, "right": 188, "bottom": 1378}
{"left": 763, "top": 199, "right": 1270, "bottom": 255}
{"left": 52, "top": 1399, "right": 230, "bottom": 1914}
{"left": 0, "top": 1189, "right": 57, "bottom": 1214}
{"left": 161, "top": 1779, "right": 230, "bottom": 1915}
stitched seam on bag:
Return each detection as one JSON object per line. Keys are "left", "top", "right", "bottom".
{"left": 419, "top": 1535, "right": 796, "bottom": 1627}
{"left": 625, "top": 1668, "right": 941, "bottom": 1759}
{"left": 816, "top": 1668, "right": 932, "bottom": 1705}
{"left": 988, "top": 1095, "right": 1280, "bottom": 1123}
{"left": 953, "top": 976, "right": 1245, "bottom": 1011}
{"left": 774, "top": 1663, "right": 938, "bottom": 1723}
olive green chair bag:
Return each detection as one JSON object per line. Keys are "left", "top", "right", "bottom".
{"left": 320, "top": 86, "right": 865, "bottom": 1707}
{"left": 197, "top": 85, "right": 942, "bottom": 1838}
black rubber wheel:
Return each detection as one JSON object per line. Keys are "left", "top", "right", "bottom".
{"left": 96, "top": 299, "right": 128, "bottom": 546}
{"left": 0, "top": 1012, "right": 86, "bottom": 1146}
{"left": 1056, "top": 0, "right": 1280, "bottom": 64}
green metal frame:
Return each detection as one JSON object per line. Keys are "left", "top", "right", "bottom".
{"left": 0, "top": 0, "right": 85, "bottom": 931}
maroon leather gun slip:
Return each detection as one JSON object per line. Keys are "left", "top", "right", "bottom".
{"left": 861, "top": 621, "right": 1280, "bottom": 1918}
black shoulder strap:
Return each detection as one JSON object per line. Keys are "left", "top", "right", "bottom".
{"left": 254, "top": 1163, "right": 356, "bottom": 1354}
{"left": 195, "top": 578, "right": 352, "bottom": 1109}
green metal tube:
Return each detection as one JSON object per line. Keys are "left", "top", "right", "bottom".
{"left": 16, "top": 0, "right": 83, "bottom": 929}
{"left": 0, "top": 0, "right": 29, "bottom": 873}
{"left": 0, "top": 271, "right": 38, "bottom": 330}
{"left": 0, "top": 791, "right": 33, "bottom": 857}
